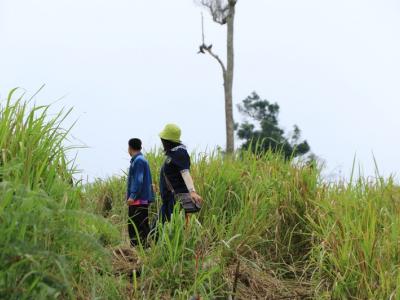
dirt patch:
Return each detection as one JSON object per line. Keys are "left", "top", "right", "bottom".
{"left": 111, "top": 246, "right": 141, "bottom": 277}
{"left": 226, "top": 262, "right": 313, "bottom": 300}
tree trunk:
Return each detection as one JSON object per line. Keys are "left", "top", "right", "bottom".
{"left": 224, "top": 2, "right": 235, "bottom": 154}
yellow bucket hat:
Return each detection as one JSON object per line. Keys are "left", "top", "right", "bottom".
{"left": 159, "top": 124, "right": 181, "bottom": 143}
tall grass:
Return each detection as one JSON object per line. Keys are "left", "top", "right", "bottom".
{"left": 0, "top": 88, "right": 75, "bottom": 196}
{"left": 2, "top": 88, "right": 399, "bottom": 299}
{"left": 88, "top": 149, "right": 399, "bottom": 299}
{"left": 308, "top": 177, "right": 400, "bottom": 299}
{"left": 86, "top": 149, "right": 323, "bottom": 298}
{"left": 0, "top": 90, "right": 125, "bottom": 299}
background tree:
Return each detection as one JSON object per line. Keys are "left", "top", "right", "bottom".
{"left": 236, "top": 92, "right": 311, "bottom": 159}
{"left": 197, "top": 0, "right": 237, "bottom": 154}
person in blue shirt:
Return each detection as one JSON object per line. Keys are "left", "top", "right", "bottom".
{"left": 126, "top": 138, "right": 154, "bottom": 247}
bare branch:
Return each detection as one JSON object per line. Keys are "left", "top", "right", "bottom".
{"left": 205, "top": 46, "right": 227, "bottom": 76}
{"left": 198, "top": 44, "right": 226, "bottom": 75}
{"left": 198, "top": 0, "right": 230, "bottom": 25}
{"left": 197, "top": 9, "right": 226, "bottom": 75}
{"left": 201, "top": 12, "right": 205, "bottom": 45}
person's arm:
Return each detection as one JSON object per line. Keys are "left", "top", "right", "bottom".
{"left": 180, "top": 169, "right": 202, "bottom": 203}
{"left": 127, "top": 160, "right": 144, "bottom": 202}
{"left": 171, "top": 149, "right": 203, "bottom": 203}
{"left": 180, "top": 169, "right": 196, "bottom": 192}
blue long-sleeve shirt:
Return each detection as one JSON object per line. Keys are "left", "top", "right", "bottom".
{"left": 127, "top": 153, "right": 154, "bottom": 203}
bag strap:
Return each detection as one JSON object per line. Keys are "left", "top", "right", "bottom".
{"left": 163, "top": 168, "right": 175, "bottom": 194}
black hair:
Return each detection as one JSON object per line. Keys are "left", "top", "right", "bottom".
{"left": 128, "top": 138, "right": 142, "bottom": 151}
{"left": 161, "top": 138, "right": 181, "bottom": 152}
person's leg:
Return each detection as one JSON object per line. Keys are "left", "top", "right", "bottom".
{"left": 160, "top": 202, "right": 167, "bottom": 224}
{"left": 165, "top": 196, "right": 176, "bottom": 222}
{"left": 149, "top": 203, "right": 168, "bottom": 243}
{"left": 132, "top": 206, "right": 150, "bottom": 247}
{"left": 149, "top": 195, "right": 177, "bottom": 243}
{"left": 128, "top": 205, "right": 150, "bottom": 247}
{"left": 128, "top": 205, "right": 138, "bottom": 247}
{"left": 160, "top": 195, "right": 176, "bottom": 224}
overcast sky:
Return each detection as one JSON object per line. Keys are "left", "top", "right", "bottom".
{"left": 1, "top": 0, "right": 399, "bottom": 181}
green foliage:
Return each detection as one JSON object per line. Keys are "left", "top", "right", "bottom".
{"left": 0, "top": 88, "right": 75, "bottom": 195}
{"left": 0, "top": 90, "right": 125, "bottom": 299}
{"left": 92, "top": 149, "right": 399, "bottom": 299}
{"left": 1, "top": 88, "right": 399, "bottom": 299}
{"left": 136, "top": 207, "right": 223, "bottom": 299}
{"left": 307, "top": 178, "right": 400, "bottom": 299}
{"left": 84, "top": 176, "right": 127, "bottom": 218}
{"left": 92, "top": 149, "right": 323, "bottom": 298}
{"left": 236, "top": 92, "right": 311, "bottom": 159}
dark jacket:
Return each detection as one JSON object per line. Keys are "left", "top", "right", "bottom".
{"left": 160, "top": 145, "right": 190, "bottom": 201}
{"left": 127, "top": 153, "right": 154, "bottom": 202}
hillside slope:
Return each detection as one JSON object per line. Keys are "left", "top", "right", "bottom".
{"left": 1, "top": 92, "right": 399, "bottom": 299}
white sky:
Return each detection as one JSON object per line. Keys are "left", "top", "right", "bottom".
{"left": 1, "top": 0, "right": 399, "bottom": 181}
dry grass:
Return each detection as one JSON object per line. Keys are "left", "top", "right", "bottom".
{"left": 225, "top": 262, "right": 313, "bottom": 300}
{"left": 111, "top": 246, "right": 141, "bottom": 277}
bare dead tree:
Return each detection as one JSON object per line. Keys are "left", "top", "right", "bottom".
{"left": 197, "top": 0, "right": 238, "bottom": 154}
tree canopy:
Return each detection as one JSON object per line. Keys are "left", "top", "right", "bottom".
{"left": 236, "top": 92, "right": 311, "bottom": 159}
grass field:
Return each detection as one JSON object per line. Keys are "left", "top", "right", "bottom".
{"left": 1, "top": 90, "right": 399, "bottom": 299}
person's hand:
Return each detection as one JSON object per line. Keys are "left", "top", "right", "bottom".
{"left": 190, "top": 191, "right": 203, "bottom": 204}
{"left": 127, "top": 198, "right": 135, "bottom": 206}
